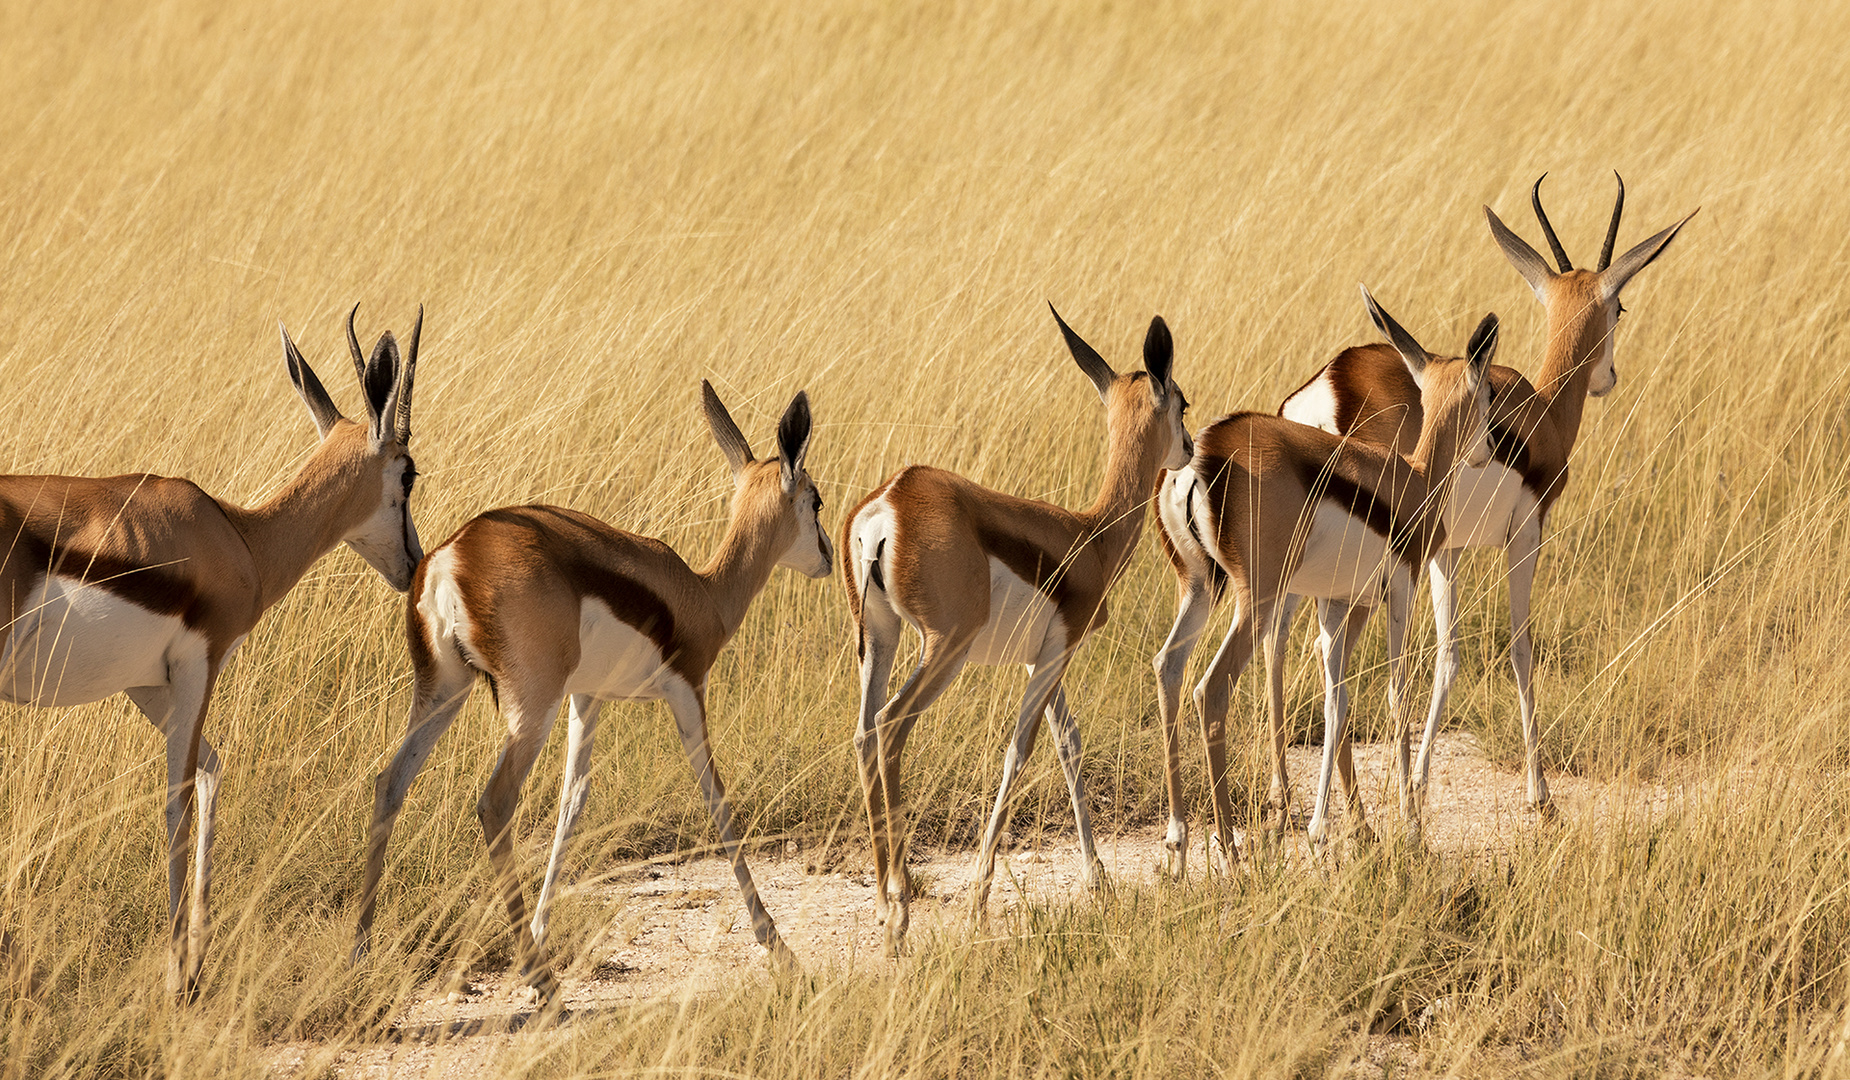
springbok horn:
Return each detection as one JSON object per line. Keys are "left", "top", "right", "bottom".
{"left": 1531, "top": 173, "right": 1573, "bottom": 273}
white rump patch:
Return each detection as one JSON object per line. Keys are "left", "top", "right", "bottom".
{"left": 419, "top": 548, "right": 476, "bottom": 663}
{"left": 849, "top": 497, "right": 899, "bottom": 600}
{"left": 1157, "top": 468, "right": 1219, "bottom": 584}
{"left": 0, "top": 574, "right": 200, "bottom": 707}
{"left": 1279, "top": 374, "right": 1342, "bottom": 434}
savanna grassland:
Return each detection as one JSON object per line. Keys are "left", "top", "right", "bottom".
{"left": 4, "top": 0, "right": 1850, "bottom": 1075}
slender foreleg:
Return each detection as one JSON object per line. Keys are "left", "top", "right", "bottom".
{"left": 1412, "top": 547, "right": 1462, "bottom": 795}
{"left": 1505, "top": 518, "right": 1553, "bottom": 817}
{"left": 664, "top": 678, "right": 794, "bottom": 969}
{"left": 1384, "top": 576, "right": 1421, "bottom": 845}
{"left": 1305, "top": 600, "right": 1374, "bottom": 850}
{"left": 1260, "top": 595, "right": 1298, "bottom": 832}
{"left": 130, "top": 668, "right": 215, "bottom": 1001}
{"left": 1044, "top": 685, "right": 1104, "bottom": 889}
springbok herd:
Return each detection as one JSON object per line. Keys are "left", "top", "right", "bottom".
{"left": 0, "top": 175, "right": 1694, "bottom": 1003}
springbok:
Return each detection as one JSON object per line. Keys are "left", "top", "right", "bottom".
{"left": 1276, "top": 175, "right": 1695, "bottom": 827}
{"left": 353, "top": 382, "right": 829, "bottom": 998}
{"left": 841, "top": 306, "right": 1191, "bottom": 955}
{"left": 1152, "top": 288, "right": 1494, "bottom": 868}
{"left": 0, "top": 306, "right": 423, "bottom": 998}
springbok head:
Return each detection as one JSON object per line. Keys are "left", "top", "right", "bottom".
{"left": 1485, "top": 173, "right": 1697, "bottom": 397}
{"left": 702, "top": 380, "right": 833, "bottom": 579}
{"left": 280, "top": 304, "right": 424, "bottom": 591}
{"left": 1050, "top": 304, "right": 1193, "bottom": 472}
{"left": 1361, "top": 285, "right": 1496, "bottom": 471}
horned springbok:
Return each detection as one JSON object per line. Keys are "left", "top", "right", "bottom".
{"left": 842, "top": 307, "right": 1190, "bottom": 955}
{"left": 1276, "top": 175, "right": 1695, "bottom": 827}
{"left": 1152, "top": 288, "right": 1494, "bottom": 869}
{"left": 0, "top": 306, "right": 423, "bottom": 998}
{"left": 353, "top": 382, "right": 829, "bottom": 997}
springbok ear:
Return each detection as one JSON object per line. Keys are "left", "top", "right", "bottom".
{"left": 1143, "top": 316, "right": 1173, "bottom": 405}
{"left": 1359, "top": 284, "right": 1431, "bottom": 385}
{"left": 775, "top": 390, "right": 814, "bottom": 491}
{"left": 1600, "top": 209, "right": 1698, "bottom": 305}
{"left": 1465, "top": 313, "right": 1500, "bottom": 382}
{"left": 280, "top": 322, "right": 344, "bottom": 439}
{"left": 701, "top": 380, "right": 755, "bottom": 480}
{"left": 1484, "top": 205, "right": 1557, "bottom": 303}
{"left": 1049, "top": 303, "right": 1116, "bottom": 404}
{"left": 362, "top": 332, "right": 400, "bottom": 442}
{"left": 378, "top": 304, "right": 421, "bottom": 447}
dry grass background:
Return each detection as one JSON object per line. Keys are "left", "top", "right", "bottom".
{"left": 3, "top": 0, "right": 1850, "bottom": 1075}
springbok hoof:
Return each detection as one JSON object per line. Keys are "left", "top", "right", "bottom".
{"left": 766, "top": 939, "right": 802, "bottom": 976}
{"left": 1534, "top": 800, "right": 1562, "bottom": 826}
{"left": 1207, "top": 832, "right": 1237, "bottom": 876}
{"left": 517, "top": 966, "right": 561, "bottom": 1008}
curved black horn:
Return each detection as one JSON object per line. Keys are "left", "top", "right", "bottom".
{"left": 1597, "top": 171, "right": 1626, "bottom": 272}
{"left": 346, "top": 303, "right": 368, "bottom": 387}
{"left": 1531, "top": 174, "right": 1573, "bottom": 273}
{"left": 395, "top": 304, "right": 422, "bottom": 444}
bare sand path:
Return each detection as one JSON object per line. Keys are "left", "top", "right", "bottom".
{"left": 271, "top": 732, "right": 1690, "bottom": 1077}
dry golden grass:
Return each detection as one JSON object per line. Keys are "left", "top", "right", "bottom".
{"left": 3, "top": 0, "right": 1850, "bottom": 1075}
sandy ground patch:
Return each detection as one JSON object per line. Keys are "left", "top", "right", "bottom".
{"left": 270, "top": 731, "right": 1691, "bottom": 1077}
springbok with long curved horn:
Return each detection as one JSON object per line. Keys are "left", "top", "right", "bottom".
{"left": 841, "top": 306, "right": 1191, "bottom": 955}
{"left": 353, "top": 382, "right": 830, "bottom": 999}
{"left": 1153, "top": 288, "right": 1493, "bottom": 867}
{"left": 1277, "top": 175, "right": 1696, "bottom": 830}
{"left": 0, "top": 305, "right": 423, "bottom": 998}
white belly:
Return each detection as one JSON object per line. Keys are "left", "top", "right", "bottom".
{"left": 966, "top": 557, "right": 1065, "bottom": 666}
{"left": 564, "top": 597, "right": 675, "bottom": 699}
{"left": 1285, "top": 502, "right": 1398, "bottom": 602}
{"left": 1441, "top": 463, "right": 1528, "bottom": 550}
{"left": 0, "top": 575, "right": 194, "bottom": 706}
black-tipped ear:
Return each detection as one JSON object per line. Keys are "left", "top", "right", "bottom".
{"left": 1143, "top": 316, "right": 1174, "bottom": 398}
{"left": 1049, "top": 303, "right": 1116, "bottom": 403}
{"left": 362, "top": 332, "right": 399, "bottom": 435}
{"left": 776, "top": 391, "right": 814, "bottom": 487}
{"left": 281, "top": 322, "right": 344, "bottom": 439}
{"left": 701, "top": 380, "right": 755, "bottom": 480}
{"left": 1466, "top": 313, "right": 1499, "bottom": 375}
{"left": 1359, "top": 284, "right": 1431, "bottom": 381}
